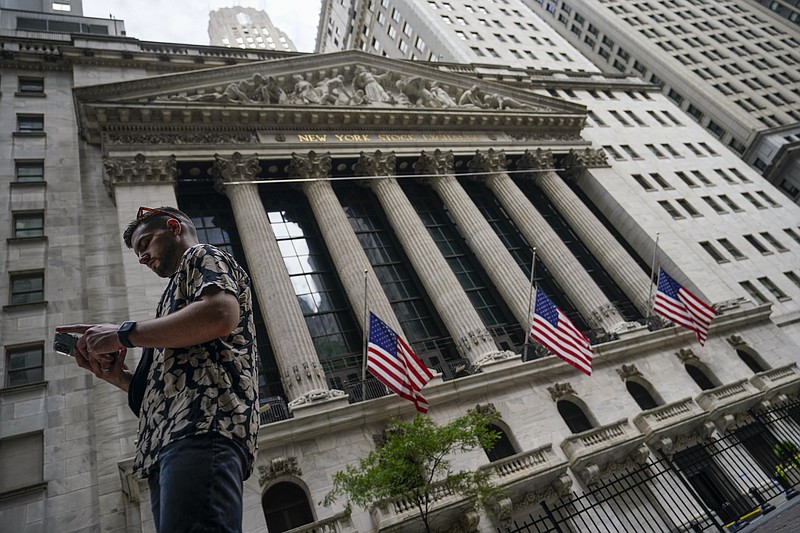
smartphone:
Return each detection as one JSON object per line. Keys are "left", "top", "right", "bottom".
{"left": 54, "top": 332, "right": 80, "bottom": 356}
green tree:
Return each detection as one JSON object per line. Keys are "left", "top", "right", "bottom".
{"left": 323, "top": 410, "right": 506, "bottom": 533}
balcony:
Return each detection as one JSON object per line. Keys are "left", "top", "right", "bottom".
{"left": 259, "top": 396, "right": 292, "bottom": 425}
{"left": 561, "top": 419, "right": 646, "bottom": 486}
{"left": 369, "top": 480, "right": 479, "bottom": 532}
{"left": 284, "top": 511, "right": 356, "bottom": 533}
{"left": 479, "top": 444, "right": 570, "bottom": 507}
{"left": 750, "top": 363, "right": 800, "bottom": 400}
{"left": 695, "top": 379, "right": 765, "bottom": 432}
{"left": 633, "top": 397, "right": 710, "bottom": 453}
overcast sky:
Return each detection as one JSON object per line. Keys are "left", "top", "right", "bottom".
{"left": 82, "top": 0, "right": 322, "bottom": 52}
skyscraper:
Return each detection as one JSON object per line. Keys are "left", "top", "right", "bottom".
{"left": 209, "top": 6, "right": 297, "bottom": 52}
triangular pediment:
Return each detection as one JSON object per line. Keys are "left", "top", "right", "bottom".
{"left": 75, "top": 50, "right": 587, "bottom": 146}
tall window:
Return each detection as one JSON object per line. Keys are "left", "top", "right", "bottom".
{"left": 15, "top": 161, "right": 44, "bottom": 182}
{"left": 262, "top": 188, "right": 362, "bottom": 387}
{"left": 13, "top": 212, "right": 44, "bottom": 238}
{"left": 736, "top": 348, "right": 767, "bottom": 374}
{"left": 404, "top": 183, "right": 522, "bottom": 352}
{"left": 5, "top": 344, "right": 44, "bottom": 387}
{"left": 685, "top": 363, "right": 717, "bottom": 391}
{"left": 262, "top": 481, "right": 314, "bottom": 533}
{"left": 558, "top": 400, "right": 594, "bottom": 434}
{"left": 484, "top": 423, "right": 518, "bottom": 462}
{"left": 16, "top": 114, "right": 44, "bottom": 133}
{"left": 626, "top": 380, "right": 661, "bottom": 410}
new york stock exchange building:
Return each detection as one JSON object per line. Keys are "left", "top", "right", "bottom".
{"left": 5, "top": 36, "right": 800, "bottom": 533}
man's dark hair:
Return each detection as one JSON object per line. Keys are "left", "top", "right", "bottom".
{"left": 123, "top": 206, "right": 195, "bottom": 249}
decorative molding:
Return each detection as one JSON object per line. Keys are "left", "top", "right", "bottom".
{"left": 726, "top": 334, "right": 747, "bottom": 348}
{"left": 616, "top": 364, "right": 643, "bottom": 381}
{"left": 562, "top": 148, "right": 610, "bottom": 176}
{"left": 675, "top": 348, "right": 699, "bottom": 364}
{"left": 210, "top": 152, "right": 261, "bottom": 194}
{"left": 456, "top": 327, "right": 494, "bottom": 359}
{"left": 354, "top": 150, "right": 397, "bottom": 177}
{"left": 413, "top": 149, "right": 454, "bottom": 176}
{"left": 506, "top": 132, "right": 582, "bottom": 141}
{"left": 547, "top": 382, "right": 576, "bottom": 402}
{"left": 286, "top": 388, "right": 346, "bottom": 408}
{"left": 467, "top": 148, "right": 508, "bottom": 173}
{"left": 580, "top": 444, "right": 651, "bottom": 486}
{"left": 288, "top": 150, "right": 333, "bottom": 181}
{"left": 105, "top": 131, "right": 257, "bottom": 145}
{"left": 102, "top": 153, "right": 177, "bottom": 200}
{"left": 258, "top": 456, "right": 302, "bottom": 487}
{"left": 714, "top": 297, "right": 745, "bottom": 314}
{"left": 474, "top": 402, "right": 499, "bottom": 418}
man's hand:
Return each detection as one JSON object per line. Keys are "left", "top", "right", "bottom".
{"left": 56, "top": 324, "right": 133, "bottom": 391}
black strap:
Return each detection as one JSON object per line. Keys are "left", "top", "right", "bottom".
{"left": 127, "top": 348, "right": 153, "bottom": 417}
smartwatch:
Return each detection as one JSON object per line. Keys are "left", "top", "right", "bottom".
{"left": 117, "top": 321, "right": 137, "bottom": 348}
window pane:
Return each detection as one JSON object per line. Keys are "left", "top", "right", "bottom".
{"left": 15, "top": 161, "right": 44, "bottom": 182}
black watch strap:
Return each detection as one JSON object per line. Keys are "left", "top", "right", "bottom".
{"left": 117, "top": 321, "right": 137, "bottom": 348}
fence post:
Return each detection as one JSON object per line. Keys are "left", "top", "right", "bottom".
{"left": 658, "top": 449, "right": 725, "bottom": 532}
{"left": 540, "top": 500, "right": 565, "bottom": 533}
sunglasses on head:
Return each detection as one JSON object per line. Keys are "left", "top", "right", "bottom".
{"left": 136, "top": 206, "right": 172, "bottom": 219}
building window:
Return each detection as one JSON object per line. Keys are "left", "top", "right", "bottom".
{"left": 5, "top": 344, "right": 44, "bottom": 388}
{"left": 760, "top": 232, "right": 788, "bottom": 252}
{"left": 16, "top": 114, "right": 44, "bottom": 133}
{"left": 739, "top": 281, "right": 769, "bottom": 305}
{"left": 602, "top": 145, "right": 625, "bottom": 161}
{"left": 714, "top": 169, "right": 735, "bottom": 184}
{"left": 557, "top": 400, "right": 594, "bottom": 434}
{"left": 718, "top": 238, "right": 746, "bottom": 260}
{"left": 12, "top": 212, "right": 45, "bottom": 238}
{"left": 646, "top": 144, "right": 667, "bottom": 158}
{"left": 18, "top": 78, "right": 44, "bottom": 94}
{"left": 718, "top": 195, "right": 742, "bottom": 212}
{"left": 742, "top": 192, "right": 766, "bottom": 209}
{"left": 785, "top": 271, "right": 800, "bottom": 290}
{"left": 700, "top": 241, "right": 728, "bottom": 263}
{"left": 744, "top": 234, "right": 770, "bottom": 255}
{"left": 758, "top": 277, "right": 789, "bottom": 301}
{"left": 729, "top": 168, "right": 751, "bottom": 183}
{"left": 484, "top": 424, "right": 518, "bottom": 462}
{"left": 757, "top": 191, "right": 780, "bottom": 208}
{"left": 659, "top": 200, "right": 684, "bottom": 219}
{"left": 51, "top": 1, "right": 71, "bottom": 11}
{"left": 626, "top": 380, "right": 661, "bottom": 410}
{"left": 677, "top": 199, "right": 702, "bottom": 217}
{"left": 691, "top": 170, "right": 713, "bottom": 186}
{"left": 621, "top": 145, "right": 642, "bottom": 160}
{"left": 0, "top": 432, "right": 44, "bottom": 494}
{"left": 588, "top": 111, "right": 608, "bottom": 127}
{"left": 9, "top": 271, "right": 44, "bottom": 305}
{"left": 15, "top": 161, "right": 44, "bottom": 182}
{"left": 675, "top": 171, "right": 698, "bottom": 188}
{"left": 631, "top": 174, "right": 655, "bottom": 191}
{"left": 649, "top": 173, "right": 672, "bottom": 189}
{"left": 667, "top": 88, "right": 684, "bottom": 104}
{"left": 262, "top": 481, "right": 314, "bottom": 532}
{"left": 784, "top": 228, "right": 800, "bottom": 246}
{"left": 701, "top": 196, "right": 727, "bottom": 214}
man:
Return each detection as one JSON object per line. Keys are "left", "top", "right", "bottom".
{"left": 57, "top": 206, "right": 258, "bottom": 533}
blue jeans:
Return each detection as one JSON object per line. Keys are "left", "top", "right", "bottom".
{"left": 147, "top": 432, "right": 246, "bottom": 533}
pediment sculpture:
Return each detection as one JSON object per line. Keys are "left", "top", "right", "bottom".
{"left": 156, "top": 65, "right": 541, "bottom": 111}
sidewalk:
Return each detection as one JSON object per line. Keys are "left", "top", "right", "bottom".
{"left": 736, "top": 493, "right": 800, "bottom": 532}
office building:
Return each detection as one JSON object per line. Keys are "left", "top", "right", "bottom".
{"left": 209, "top": 6, "right": 297, "bottom": 52}
{"left": 3, "top": 0, "right": 800, "bottom": 532}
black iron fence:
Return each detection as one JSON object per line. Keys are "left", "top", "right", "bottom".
{"left": 503, "top": 398, "right": 800, "bottom": 533}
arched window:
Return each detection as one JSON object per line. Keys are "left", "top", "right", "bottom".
{"left": 262, "top": 481, "right": 314, "bottom": 533}
{"left": 485, "top": 423, "right": 517, "bottom": 462}
{"left": 626, "top": 380, "right": 661, "bottom": 410}
{"left": 736, "top": 348, "right": 767, "bottom": 374}
{"left": 558, "top": 399, "right": 594, "bottom": 434}
{"left": 686, "top": 364, "right": 716, "bottom": 391}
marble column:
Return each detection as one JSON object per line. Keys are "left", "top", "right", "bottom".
{"left": 414, "top": 149, "right": 531, "bottom": 330}
{"left": 518, "top": 148, "right": 651, "bottom": 316}
{"left": 104, "top": 153, "right": 178, "bottom": 321}
{"left": 211, "top": 152, "right": 344, "bottom": 411}
{"left": 469, "top": 149, "right": 622, "bottom": 331}
{"left": 288, "top": 151, "right": 404, "bottom": 337}
{"left": 355, "top": 150, "right": 501, "bottom": 365}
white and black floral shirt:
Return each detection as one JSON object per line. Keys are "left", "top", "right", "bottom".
{"left": 132, "top": 244, "right": 259, "bottom": 479}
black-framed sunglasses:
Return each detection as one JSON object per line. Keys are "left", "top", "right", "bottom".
{"left": 136, "top": 206, "right": 171, "bottom": 219}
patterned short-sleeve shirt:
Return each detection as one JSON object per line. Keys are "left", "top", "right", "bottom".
{"left": 132, "top": 244, "right": 259, "bottom": 479}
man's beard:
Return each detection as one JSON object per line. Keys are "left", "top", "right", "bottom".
{"left": 154, "top": 243, "right": 180, "bottom": 278}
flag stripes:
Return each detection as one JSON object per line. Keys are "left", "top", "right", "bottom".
{"left": 653, "top": 268, "right": 717, "bottom": 345}
{"left": 530, "top": 289, "right": 593, "bottom": 376}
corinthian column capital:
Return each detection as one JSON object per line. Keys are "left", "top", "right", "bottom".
{"left": 467, "top": 148, "right": 507, "bottom": 173}
{"left": 103, "top": 153, "right": 177, "bottom": 200}
{"left": 561, "top": 148, "right": 610, "bottom": 181}
{"left": 354, "top": 150, "right": 396, "bottom": 177}
{"left": 517, "top": 148, "right": 555, "bottom": 172}
{"left": 211, "top": 152, "right": 261, "bottom": 194}
{"left": 413, "top": 149, "right": 454, "bottom": 176}
{"left": 288, "top": 150, "right": 332, "bottom": 180}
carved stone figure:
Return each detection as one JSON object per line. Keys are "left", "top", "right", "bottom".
{"left": 353, "top": 65, "right": 393, "bottom": 104}
{"left": 430, "top": 81, "right": 457, "bottom": 107}
{"left": 396, "top": 75, "right": 439, "bottom": 107}
{"left": 483, "top": 92, "right": 530, "bottom": 110}
{"left": 458, "top": 84, "right": 486, "bottom": 108}
{"left": 315, "top": 74, "right": 350, "bottom": 105}
{"left": 260, "top": 75, "right": 287, "bottom": 104}
{"left": 288, "top": 74, "right": 322, "bottom": 104}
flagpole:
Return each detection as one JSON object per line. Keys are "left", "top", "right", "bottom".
{"left": 523, "top": 247, "right": 537, "bottom": 359}
{"left": 646, "top": 232, "right": 660, "bottom": 318}
{"left": 361, "top": 268, "right": 369, "bottom": 382}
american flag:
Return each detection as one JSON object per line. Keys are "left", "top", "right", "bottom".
{"left": 530, "top": 289, "right": 593, "bottom": 376}
{"left": 653, "top": 268, "right": 717, "bottom": 345}
{"left": 367, "top": 312, "right": 434, "bottom": 413}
